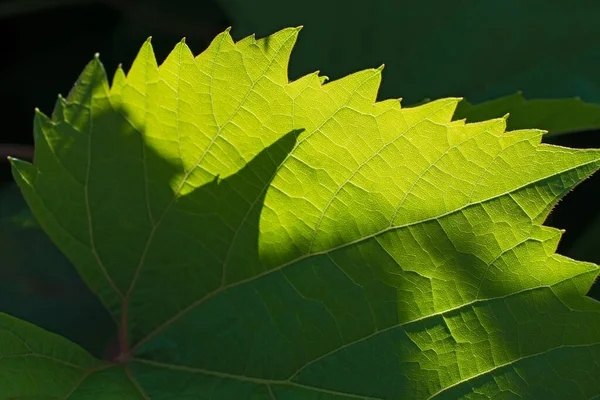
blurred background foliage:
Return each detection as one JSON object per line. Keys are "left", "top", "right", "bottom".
{"left": 2, "top": 0, "right": 600, "bottom": 358}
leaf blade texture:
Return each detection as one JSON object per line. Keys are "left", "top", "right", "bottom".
{"left": 5, "top": 28, "right": 600, "bottom": 399}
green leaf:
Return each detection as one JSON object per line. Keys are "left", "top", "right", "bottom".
{"left": 5, "top": 27, "right": 600, "bottom": 399}
{"left": 0, "top": 314, "right": 144, "bottom": 398}
{"left": 454, "top": 93, "right": 600, "bottom": 137}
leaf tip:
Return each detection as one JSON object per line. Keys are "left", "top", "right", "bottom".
{"left": 317, "top": 72, "right": 329, "bottom": 84}
{"left": 10, "top": 156, "right": 36, "bottom": 185}
{"left": 93, "top": 52, "right": 100, "bottom": 60}
{"left": 377, "top": 64, "right": 385, "bottom": 71}
{"left": 34, "top": 107, "right": 51, "bottom": 124}
{"left": 146, "top": 36, "right": 152, "bottom": 43}
{"left": 180, "top": 37, "right": 187, "bottom": 44}
{"left": 295, "top": 25, "right": 304, "bottom": 32}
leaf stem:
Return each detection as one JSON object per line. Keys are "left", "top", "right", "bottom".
{"left": 114, "top": 299, "right": 130, "bottom": 363}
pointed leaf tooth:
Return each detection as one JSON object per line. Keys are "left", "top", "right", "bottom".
{"left": 110, "top": 63, "right": 126, "bottom": 97}
{"left": 50, "top": 95, "right": 70, "bottom": 124}
{"left": 286, "top": 71, "right": 322, "bottom": 97}
{"left": 433, "top": 96, "right": 462, "bottom": 122}
{"left": 194, "top": 28, "right": 236, "bottom": 70}
{"left": 33, "top": 108, "right": 58, "bottom": 160}
{"left": 448, "top": 118, "right": 466, "bottom": 127}
{"left": 116, "top": 39, "right": 159, "bottom": 133}
{"left": 9, "top": 157, "right": 37, "bottom": 186}
{"left": 504, "top": 127, "right": 545, "bottom": 145}
{"left": 547, "top": 253, "right": 600, "bottom": 300}
{"left": 33, "top": 108, "right": 88, "bottom": 186}
{"left": 65, "top": 55, "right": 109, "bottom": 105}
{"left": 532, "top": 225, "right": 564, "bottom": 254}
{"left": 322, "top": 68, "right": 382, "bottom": 107}
{"left": 151, "top": 40, "right": 210, "bottom": 175}
{"left": 403, "top": 97, "right": 461, "bottom": 125}
{"left": 160, "top": 41, "right": 195, "bottom": 78}
{"left": 33, "top": 107, "right": 52, "bottom": 133}
{"left": 253, "top": 27, "right": 301, "bottom": 84}
{"left": 235, "top": 32, "right": 257, "bottom": 48}
{"left": 126, "top": 39, "right": 159, "bottom": 88}
{"left": 373, "top": 98, "right": 402, "bottom": 115}
{"left": 469, "top": 133, "right": 600, "bottom": 225}
{"left": 448, "top": 115, "right": 506, "bottom": 146}
{"left": 529, "top": 147, "right": 600, "bottom": 224}
{"left": 200, "top": 27, "right": 235, "bottom": 59}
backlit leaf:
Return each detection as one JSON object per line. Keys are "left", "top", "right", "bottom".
{"left": 4, "top": 27, "right": 600, "bottom": 399}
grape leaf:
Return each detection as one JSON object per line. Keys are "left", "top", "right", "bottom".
{"left": 5, "top": 27, "right": 600, "bottom": 399}
{"left": 454, "top": 93, "right": 600, "bottom": 137}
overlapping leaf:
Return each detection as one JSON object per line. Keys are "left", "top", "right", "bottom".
{"left": 454, "top": 93, "right": 600, "bottom": 137}
{"left": 4, "top": 28, "right": 600, "bottom": 399}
